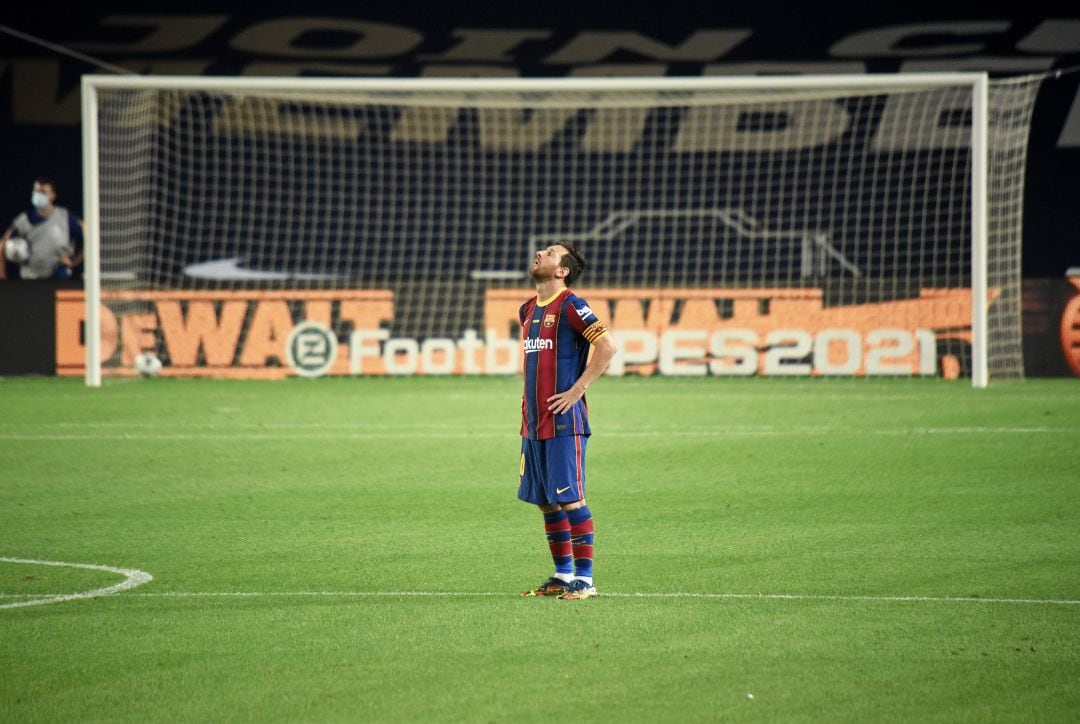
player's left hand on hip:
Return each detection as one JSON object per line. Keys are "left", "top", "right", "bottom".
{"left": 547, "top": 388, "right": 582, "bottom": 414}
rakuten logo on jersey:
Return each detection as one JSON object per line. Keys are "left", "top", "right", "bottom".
{"left": 523, "top": 337, "right": 554, "bottom": 354}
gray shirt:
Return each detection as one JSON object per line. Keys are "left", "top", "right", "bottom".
{"left": 11, "top": 207, "right": 74, "bottom": 279}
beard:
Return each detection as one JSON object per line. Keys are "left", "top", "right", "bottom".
{"left": 528, "top": 262, "right": 548, "bottom": 282}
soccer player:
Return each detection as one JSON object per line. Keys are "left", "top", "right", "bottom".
{"left": 519, "top": 242, "right": 617, "bottom": 600}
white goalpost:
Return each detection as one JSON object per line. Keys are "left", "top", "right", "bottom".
{"left": 79, "top": 72, "right": 1044, "bottom": 386}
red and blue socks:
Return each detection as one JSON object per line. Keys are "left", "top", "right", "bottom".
{"left": 566, "top": 506, "right": 595, "bottom": 584}
{"left": 543, "top": 510, "right": 574, "bottom": 582}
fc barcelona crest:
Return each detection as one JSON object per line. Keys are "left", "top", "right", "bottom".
{"left": 543, "top": 314, "right": 556, "bottom": 328}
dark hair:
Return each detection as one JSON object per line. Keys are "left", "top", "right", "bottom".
{"left": 558, "top": 242, "right": 586, "bottom": 286}
{"left": 34, "top": 176, "right": 57, "bottom": 195}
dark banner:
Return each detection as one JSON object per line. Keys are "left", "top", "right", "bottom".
{"left": 0, "top": 279, "right": 79, "bottom": 376}
{"left": 0, "top": 4, "right": 1078, "bottom": 278}
{"left": 1023, "top": 275, "right": 1080, "bottom": 376}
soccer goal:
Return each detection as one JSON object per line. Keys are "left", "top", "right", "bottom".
{"left": 79, "top": 73, "right": 1045, "bottom": 385}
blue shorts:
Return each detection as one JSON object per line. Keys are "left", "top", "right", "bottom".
{"left": 518, "top": 435, "right": 587, "bottom": 506}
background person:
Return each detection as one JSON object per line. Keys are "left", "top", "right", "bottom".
{"left": 0, "top": 177, "right": 84, "bottom": 280}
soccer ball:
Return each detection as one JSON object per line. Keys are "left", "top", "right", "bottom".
{"left": 4, "top": 237, "right": 30, "bottom": 263}
{"left": 134, "top": 352, "right": 163, "bottom": 377}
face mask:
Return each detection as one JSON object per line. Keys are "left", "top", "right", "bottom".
{"left": 31, "top": 190, "right": 50, "bottom": 210}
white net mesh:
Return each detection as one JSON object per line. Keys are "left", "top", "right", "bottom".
{"left": 985, "top": 76, "right": 1044, "bottom": 379}
{"left": 80, "top": 75, "right": 1045, "bottom": 381}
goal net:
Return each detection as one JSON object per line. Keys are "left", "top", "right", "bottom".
{"left": 78, "top": 73, "right": 1044, "bottom": 385}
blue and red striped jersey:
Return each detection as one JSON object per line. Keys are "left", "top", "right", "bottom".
{"left": 519, "top": 289, "right": 609, "bottom": 440}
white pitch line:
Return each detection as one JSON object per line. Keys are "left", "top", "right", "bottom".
{"left": 1, "top": 589, "right": 1075, "bottom": 606}
{"left": 607, "top": 591, "right": 1080, "bottom": 606}
{"left": 0, "top": 426, "right": 1072, "bottom": 441}
{"left": 0, "top": 557, "right": 153, "bottom": 610}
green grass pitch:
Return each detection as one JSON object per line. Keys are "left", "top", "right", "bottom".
{"left": 1, "top": 376, "right": 1078, "bottom": 721}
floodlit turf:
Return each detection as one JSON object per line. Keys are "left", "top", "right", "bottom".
{"left": 1, "top": 376, "right": 1078, "bottom": 722}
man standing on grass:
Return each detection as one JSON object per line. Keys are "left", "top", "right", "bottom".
{"left": 518, "top": 242, "right": 617, "bottom": 601}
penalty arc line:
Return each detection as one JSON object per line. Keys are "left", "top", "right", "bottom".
{"left": 0, "top": 557, "right": 154, "bottom": 610}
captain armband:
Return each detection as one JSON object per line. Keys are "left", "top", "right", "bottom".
{"left": 583, "top": 321, "right": 609, "bottom": 343}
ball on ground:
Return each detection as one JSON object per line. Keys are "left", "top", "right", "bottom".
{"left": 134, "top": 352, "right": 163, "bottom": 377}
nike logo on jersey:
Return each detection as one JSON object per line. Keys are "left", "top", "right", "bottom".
{"left": 556, "top": 486, "right": 571, "bottom": 494}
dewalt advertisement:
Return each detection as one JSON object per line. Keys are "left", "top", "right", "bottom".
{"left": 52, "top": 286, "right": 1005, "bottom": 379}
